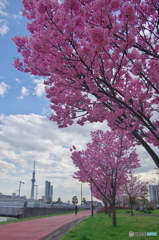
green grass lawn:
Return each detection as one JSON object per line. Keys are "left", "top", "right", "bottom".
{"left": 62, "top": 212, "right": 159, "bottom": 240}
{"left": 116, "top": 208, "right": 159, "bottom": 215}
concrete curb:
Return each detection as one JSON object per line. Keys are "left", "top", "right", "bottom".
{"left": 40, "top": 216, "right": 89, "bottom": 240}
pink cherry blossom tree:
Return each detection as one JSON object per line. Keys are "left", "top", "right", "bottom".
{"left": 13, "top": 0, "right": 159, "bottom": 166}
{"left": 121, "top": 174, "right": 149, "bottom": 216}
{"left": 71, "top": 129, "right": 140, "bottom": 226}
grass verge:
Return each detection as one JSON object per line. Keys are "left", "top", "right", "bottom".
{"left": 116, "top": 208, "right": 159, "bottom": 215}
{"left": 0, "top": 210, "right": 75, "bottom": 225}
{"left": 62, "top": 212, "right": 159, "bottom": 240}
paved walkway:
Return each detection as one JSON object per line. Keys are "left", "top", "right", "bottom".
{"left": 0, "top": 210, "right": 91, "bottom": 240}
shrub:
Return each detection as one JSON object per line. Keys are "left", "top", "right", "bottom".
{"left": 146, "top": 207, "right": 153, "bottom": 211}
{"left": 147, "top": 211, "right": 152, "bottom": 214}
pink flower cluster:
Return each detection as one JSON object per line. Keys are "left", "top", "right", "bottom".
{"left": 13, "top": 0, "right": 159, "bottom": 164}
{"left": 71, "top": 129, "right": 140, "bottom": 205}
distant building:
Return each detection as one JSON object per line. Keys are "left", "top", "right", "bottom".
{"left": 12, "top": 193, "right": 16, "bottom": 198}
{"left": 149, "top": 185, "right": 159, "bottom": 203}
{"left": 0, "top": 192, "right": 27, "bottom": 206}
{"left": 82, "top": 201, "right": 103, "bottom": 209}
{"left": 45, "top": 181, "right": 53, "bottom": 203}
{"left": 0, "top": 193, "right": 12, "bottom": 200}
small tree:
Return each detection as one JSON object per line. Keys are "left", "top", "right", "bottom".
{"left": 47, "top": 196, "right": 52, "bottom": 204}
{"left": 72, "top": 196, "right": 78, "bottom": 205}
{"left": 139, "top": 196, "right": 148, "bottom": 207}
{"left": 138, "top": 185, "right": 149, "bottom": 207}
{"left": 57, "top": 197, "right": 62, "bottom": 204}
{"left": 71, "top": 129, "right": 140, "bottom": 226}
{"left": 122, "top": 174, "right": 149, "bottom": 216}
{"left": 82, "top": 197, "right": 86, "bottom": 204}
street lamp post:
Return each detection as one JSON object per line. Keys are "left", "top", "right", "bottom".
{"left": 18, "top": 181, "right": 25, "bottom": 197}
{"left": 81, "top": 183, "right": 82, "bottom": 209}
{"left": 91, "top": 183, "right": 94, "bottom": 217}
{"left": 35, "top": 185, "right": 38, "bottom": 200}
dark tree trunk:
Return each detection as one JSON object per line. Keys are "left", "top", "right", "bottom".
{"left": 112, "top": 206, "right": 116, "bottom": 226}
{"left": 132, "top": 130, "right": 159, "bottom": 167}
{"left": 109, "top": 205, "right": 112, "bottom": 217}
{"left": 105, "top": 203, "right": 108, "bottom": 214}
{"left": 103, "top": 199, "right": 108, "bottom": 214}
{"left": 112, "top": 194, "right": 117, "bottom": 227}
{"left": 130, "top": 203, "right": 134, "bottom": 216}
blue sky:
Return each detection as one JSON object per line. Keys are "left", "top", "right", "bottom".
{"left": 0, "top": 0, "right": 158, "bottom": 202}
{"left": 0, "top": 0, "right": 105, "bottom": 202}
{"left": 1, "top": 0, "right": 50, "bottom": 116}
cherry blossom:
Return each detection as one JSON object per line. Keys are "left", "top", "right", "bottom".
{"left": 13, "top": 0, "right": 159, "bottom": 166}
{"left": 71, "top": 129, "right": 140, "bottom": 226}
{"left": 121, "top": 174, "right": 149, "bottom": 216}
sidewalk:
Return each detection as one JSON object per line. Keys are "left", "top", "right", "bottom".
{"left": 0, "top": 210, "right": 91, "bottom": 240}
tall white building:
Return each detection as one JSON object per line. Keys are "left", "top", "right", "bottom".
{"left": 149, "top": 185, "right": 159, "bottom": 203}
{"left": 45, "top": 181, "right": 53, "bottom": 203}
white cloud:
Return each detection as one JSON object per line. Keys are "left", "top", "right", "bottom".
{"left": 0, "top": 114, "right": 107, "bottom": 200}
{"left": 33, "top": 78, "right": 46, "bottom": 97}
{"left": 15, "top": 78, "right": 21, "bottom": 83}
{"left": 0, "top": 19, "right": 9, "bottom": 35}
{"left": 0, "top": 113, "right": 157, "bottom": 201}
{"left": 0, "top": 0, "right": 8, "bottom": 17}
{"left": 0, "top": 160, "right": 16, "bottom": 172}
{"left": 0, "top": 81, "right": 10, "bottom": 96}
{"left": 12, "top": 11, "right": 22, "bottom": 20}
{"left": 17, "top": 86, "right": 29, "bottom": 99}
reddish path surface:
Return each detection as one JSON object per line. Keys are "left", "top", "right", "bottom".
{"left": 0, "top": 210, "right": 91, "bottom": 240}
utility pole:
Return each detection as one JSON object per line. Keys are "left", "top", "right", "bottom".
{"left": 18, "top": 181, "right": 25, "bottom": 197}
{"left": 81, "top": 183, "right": 82, "bottom": 209}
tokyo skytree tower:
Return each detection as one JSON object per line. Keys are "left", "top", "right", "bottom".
{"left": 30, "top": 161, "right": 36, "bottom": 199}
